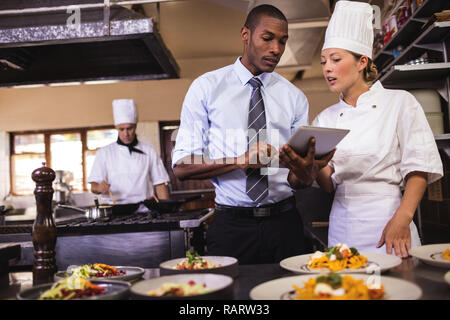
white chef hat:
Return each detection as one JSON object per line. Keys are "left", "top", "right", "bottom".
{"left": 112, "top": 99, "right": 137, "bottom": 125}
{"left": 322, "top": 1, "right": 374, "bottom": 59}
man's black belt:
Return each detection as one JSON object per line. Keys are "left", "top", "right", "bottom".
{"left": 215, "top": 196, "right": 296, "bottom": 218}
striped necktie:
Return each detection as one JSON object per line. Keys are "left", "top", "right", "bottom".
{"left": 246, "top": 77, "right": 269, "bottom": 202}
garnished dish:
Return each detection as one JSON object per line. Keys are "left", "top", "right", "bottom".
{"left": 38, "top": 276, "right": 105, "bottom": 300}
{"left": 250, "top": 274, "right": 422, "bottom": 300}
{"left": 308, "top": 244, "right": 368, "bottom": 272}
{"left": 147, "top": 280, "right": 211, "bottom": 297}
{"left": 69, "top": 263, "right": 126, "bottom": 279}
{"left": 130, "top": 274, "right": 234, "bottom": 300}
{"left": 174, "top": 251, "right": 221, "bottom": 270}
{"left": 410, "top": 243, "right": 450, "bottom": 268}
{"left": 293, "top": 273, "right": 384, "bottom": 300}
{"left": 442, "top": 249, "right": 450, "bottom": 261}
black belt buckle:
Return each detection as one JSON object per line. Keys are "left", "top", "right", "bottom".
{"left": 252, "top": 207, "right": 272, "bottom": 217}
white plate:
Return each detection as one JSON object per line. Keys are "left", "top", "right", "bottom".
{"left": 250, "top": 274, "right": 422, "bottom": 300}
{"left": 445, "top": 271, "right": 450, "bottom": 286}
{"left": 280, "top": 252, "right": 401, "bottom": 274}
{"left": 410, "top": 243, "right": 450, "bottom": 268}
{"left": 54, "top": 265, "right": 145, "bottom": 282}
{"left": 159, "top": 256, "right": 239, "bottom": 278}
{"left": 18, "top": 279, "right": 131, "bottom": 300}
{"left": 130, "top": 273, "right": 234, "bottom": 300}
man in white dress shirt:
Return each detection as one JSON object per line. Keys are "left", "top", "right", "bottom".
{"left": 89, "top": 99, "right": 169, "bottom": 210}
{"left": 172, "top": 5, "right": 332, "bottom": 264}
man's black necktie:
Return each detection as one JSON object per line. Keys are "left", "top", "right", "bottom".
{"left": 246, "top": 77, "right": 269, "bottom": 202}
{"left": 117, "top": 136, "right": 145, "bottom": 155}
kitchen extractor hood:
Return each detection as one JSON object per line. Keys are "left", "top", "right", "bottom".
{"left": 0, "top": 1, "right": 180, "bottom": 87}
{"left": 207, "top": 0, "right": 330, "bottom": 79}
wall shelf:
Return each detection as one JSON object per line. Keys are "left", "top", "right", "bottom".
{"left": 374, "top": 0, "right": 450, "bottom": 134}
{"left": 380, "top": 62, "right": 450, "bottom": 87}
{"left": 373, "top": 0, "right": 450, "bottom": 69}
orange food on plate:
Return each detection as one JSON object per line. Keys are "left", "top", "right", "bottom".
{"left": 442, "top": 249, "right": 450, "bottom": 261}
{"left": 308, "top": 244, "right": 368, "bottom": 271}
{"left": 293, "top": 273, "right": 384, "bottom": 300}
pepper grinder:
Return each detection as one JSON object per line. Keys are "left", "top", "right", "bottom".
{"left": 31, "top": 162, "right": 57, "bottom": 285}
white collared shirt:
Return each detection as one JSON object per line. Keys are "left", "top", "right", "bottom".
{"left": 312, "top": 81, "right": 443, "bottom": 188}
{"left": 172, "top": 57, "right": 309, "bottom": 207}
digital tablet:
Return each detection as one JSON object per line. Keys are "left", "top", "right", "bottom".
{"left": 287, "top": 126, "right": 350, "bottom": 157}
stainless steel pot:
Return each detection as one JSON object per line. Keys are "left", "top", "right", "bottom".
{"left": 85, "top": 204, "right": 112, "bottom": 221}
{"left": 57, "top": 204, "right": 112, "bottom": 221}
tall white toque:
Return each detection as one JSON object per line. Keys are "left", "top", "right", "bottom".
{"left": 112, "top": 99, "right": 137, "bottom": 125}
{"left": 322, "top": 0, "right": 374, "bottom": 59}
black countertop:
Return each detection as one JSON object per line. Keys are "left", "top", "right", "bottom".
{"left": 1, "top": 257, "right": 449, "bottom": 301}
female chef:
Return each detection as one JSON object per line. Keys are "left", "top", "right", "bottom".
{"left": 279, "top": 1, "right": 443, "bottom": 257}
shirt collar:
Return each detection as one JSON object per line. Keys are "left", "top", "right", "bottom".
{"left": 339, "top": 80, "right": 384, "bottom": 107}
{"left": 233, "top": 57, "right": 270, "bottom": 87}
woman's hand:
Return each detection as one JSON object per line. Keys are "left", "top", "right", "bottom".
{"left": 377, "top": 171, "right": 427, "bottom": 258}
{"left": 377, "top": 212, "right": 412, "bottom": 258}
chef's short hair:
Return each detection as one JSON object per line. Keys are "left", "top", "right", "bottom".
{"left": 244, "top": 4, "right": 287, "bottom": 31}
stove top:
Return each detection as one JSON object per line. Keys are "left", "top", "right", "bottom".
{"left": 0, "top": 208, "right": 214, "bottom": 235}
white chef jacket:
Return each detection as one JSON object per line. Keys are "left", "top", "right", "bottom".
{"left": 88, "top": 140, "right": 170, "bottom": 205}
{"left": 312, "top": 81, "right": 443, "bottom": 252}
{"left": 313, "top": 81, "right": 443, "bottom": 188}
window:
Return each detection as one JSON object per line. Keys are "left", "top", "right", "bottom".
{"left": 10, "top": 127, "right": 117, "bottom": 195}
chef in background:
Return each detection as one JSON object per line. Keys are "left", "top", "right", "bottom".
{"left": 88, "top": 99, "right": 170, "bottom": 208}
{"left": 279, "top": 1, "right": 443, "bottom": 257}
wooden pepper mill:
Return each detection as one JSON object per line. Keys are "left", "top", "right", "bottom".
{"left": 31, "top": 162, "right": 57, "bottom": 285}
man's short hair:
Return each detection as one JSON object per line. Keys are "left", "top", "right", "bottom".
{"left": 244, "top": 4, "right": 287, "bottom": 31}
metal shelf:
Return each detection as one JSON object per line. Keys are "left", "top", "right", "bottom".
{"left": 414, "top": 0, "right": 450, "bottom": 19}
{"left": 417, "top": 21, "right": 450, "bottom": 45}
{"left": 377, "top": 21, "right": 449, "bottom": 82}
{"left": 380, "top": 62, "right": 450, "bottom": 86}
{"left": 373, "top": 0, "right": 450, "bottom": 65}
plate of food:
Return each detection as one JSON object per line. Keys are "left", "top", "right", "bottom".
{"left": 410, "top": 243, "right": 450, "bottom": 268}
{"left": 280, "top": 244, "right": 401, "bottom": 274}
{"left": 17, "top": 276, "right": 131, "bottom": 300}
{"left": 54, "top": 263, "right": 145, "bottom": 282}
{"left": 130, "top": 273, "right": 234, "bottom": 300}
{"left": 250, "top": 273, "right": 422, "bottom": 300}
{"left": 159, "top": 251, "right": 239, "bottom": 278}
